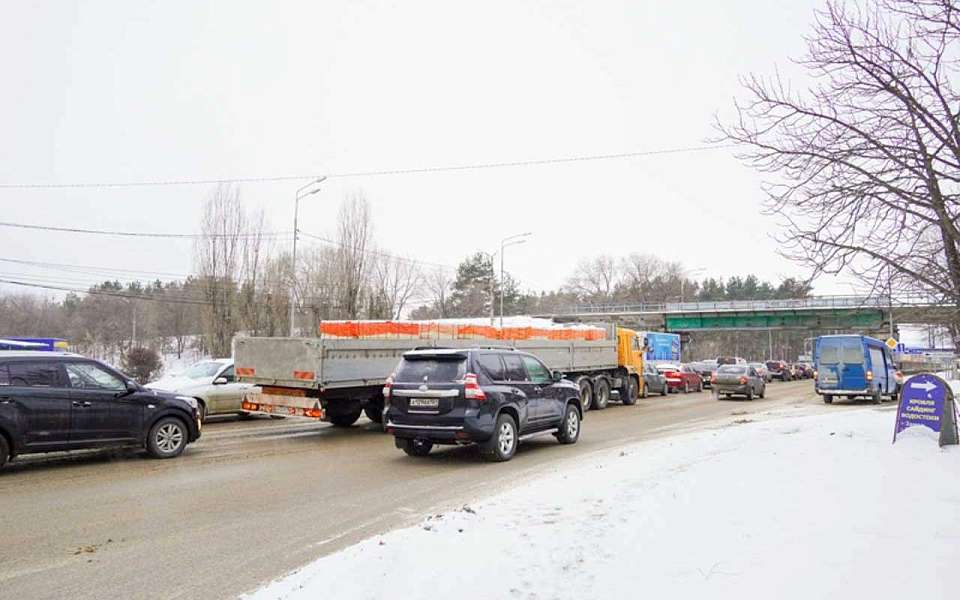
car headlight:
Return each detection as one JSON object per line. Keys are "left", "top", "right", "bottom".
{"left": 176, "top": 396, "right": 199, "bottom": 409}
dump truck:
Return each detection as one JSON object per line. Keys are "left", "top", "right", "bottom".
{"left": 235, "top": 320, "right": 646, "bottom": 427}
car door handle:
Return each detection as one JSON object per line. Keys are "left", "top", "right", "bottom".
{"left": 72, "top": 401, "right": 92, "bottom": 408}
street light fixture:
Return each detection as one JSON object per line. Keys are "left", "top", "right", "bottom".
{"left": 499, "top": 232, "right": 532, "bottom": 328}
{"left": 290, "top": 177, "right": 327, "bottom": 337}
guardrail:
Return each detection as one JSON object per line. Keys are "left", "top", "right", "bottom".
{"left": 563, "top": 295, "right": 944, "bottom": 315}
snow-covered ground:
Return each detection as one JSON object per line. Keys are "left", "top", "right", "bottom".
{"left": 247, "top": 406, "right": 958, "bottom": 600}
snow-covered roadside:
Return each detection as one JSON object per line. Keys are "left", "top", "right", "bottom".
{"left": 247, "top": 408, "right": 958, "bottom": 600}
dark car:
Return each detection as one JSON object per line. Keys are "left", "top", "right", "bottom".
{"left": 0, "top": 352, "right": 202, "bottom": 468}
{"left": 691, "top": 360, "right": 718, "bottom": 388}
{"left": 641, "top": 362, "right": 668, "bottom": 397}
{"left": 383, "top": 348, "right": 582, "bottom": 462}
{"left": 765, "top": 360, "right": 792, "bottom": 381}
{"left": 712, "top": 364, "right": 766, "bottom": 400}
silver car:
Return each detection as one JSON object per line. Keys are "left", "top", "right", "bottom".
{"left": 147, "top": 359, "right": 255, "bottom": 421}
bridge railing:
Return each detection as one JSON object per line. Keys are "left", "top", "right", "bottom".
{"left": 568, "top": 295, "right": 919, "bottom": 315}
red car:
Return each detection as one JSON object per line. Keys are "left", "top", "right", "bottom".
{"left": 655, "top": 363, "right": 703, "bottom": 394}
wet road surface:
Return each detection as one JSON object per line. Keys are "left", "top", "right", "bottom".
{"left": 0, "top": 380, "right": 866, "bottom": 599}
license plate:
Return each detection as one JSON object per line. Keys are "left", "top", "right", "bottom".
{"left": 409, "top": 398, "right": 439, "bottom": 409}
{"left": 821, "top": 374, "right": 837, "bottom": 384}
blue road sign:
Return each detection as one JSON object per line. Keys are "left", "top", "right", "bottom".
{"left": 893, "top": 374, "right": 947, "bottom": 442}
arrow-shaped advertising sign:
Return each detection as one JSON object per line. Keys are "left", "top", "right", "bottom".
{"left": 910, "top": 380, "right": 938, "bottom": 393}
{"left": 894, "top": 373, "right": 947, "bottom": 443}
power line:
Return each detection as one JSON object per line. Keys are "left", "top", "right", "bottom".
{"left": 0, "top": 257, "right": 190, "bottom": 279}
{"left": 0, "top": 221, "right": 292, "bottom": 239}
{"left": 298, "top": 231, "right": 455, "bottom": 271}
{"left": 0, "top": 144, "right": 735, "bottom": 190}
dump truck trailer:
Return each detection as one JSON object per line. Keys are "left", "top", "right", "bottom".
{"left": 235, "top": 321, "right": 646, "bottom": 427}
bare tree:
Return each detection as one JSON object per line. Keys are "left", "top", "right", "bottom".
{"left": 564, "top": 255, "right": 620, "bottom": 303}
{"left": 718, "top": 0, "right": 960, "bottom": 336}
{"left": 194, "top": 184, "right": 245, "bottom": 357}
{"left": 371, "top": 254, "right": 423, "bottom": 319}
{"left": 425, "top": 268, "right": 453, "bottom": 318}
{"left": 335, "top": 193, "right": 373, "bottom": 319}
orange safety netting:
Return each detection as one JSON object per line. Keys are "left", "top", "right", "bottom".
{"left": 318, "top": 320, "right": 607, "bottom": 341}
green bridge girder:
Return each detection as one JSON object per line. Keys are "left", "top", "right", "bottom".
{"left": 665, "top": 309, "right": 885, "bottom": 331}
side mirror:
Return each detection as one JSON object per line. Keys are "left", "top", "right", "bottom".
{"left": 213, "top": 377, "right": 228, "bottom": 385}
{"left": 123, "top": 380, "right": 139, "bottom": 395}
{"left": 552, "top": 370, "right": 564, "bottom": 383}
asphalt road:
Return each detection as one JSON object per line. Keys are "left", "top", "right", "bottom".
{"left": 0, "top": 380, "right": 862, "bottom": 599}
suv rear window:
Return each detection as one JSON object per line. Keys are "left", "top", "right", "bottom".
{"left": 765, "top": 361, "right": 780, "bottom": 369}
{"left": 718, "top": 365, "right": 747, "bottom": 374}
{"left": 717, "top": 357, "right": 738, "bottom": 365}
{"left": 394, "top": 356, "right": 466, "bottom": 383}
{"left": 7, "top": 361, "right": 63, "bottom": 387}
{"left": 476, "top": 354, "right": 505, "bottom": 381}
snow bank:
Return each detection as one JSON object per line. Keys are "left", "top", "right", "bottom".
{"left": 247, "top": 409, "right": 958, "bottom": 600}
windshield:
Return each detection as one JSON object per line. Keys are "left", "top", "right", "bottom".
{"left": 394, "top": 357, "right": 467, "bottom": 383}
{"left": 183, "top": 361, "right": 225, "bottom": 379}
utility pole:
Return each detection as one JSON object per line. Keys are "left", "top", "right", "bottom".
{"left": 768, "top": 329, "right": 773, "bottom": 359}
{"left": 290, "top": 177, "right": 326, "bottom": 337}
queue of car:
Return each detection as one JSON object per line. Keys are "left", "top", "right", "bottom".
{"left": 0, "top": 342, "right": 818, "bottom": 469}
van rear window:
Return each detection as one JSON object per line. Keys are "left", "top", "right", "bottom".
{"left": 819, "top": 342, "right": 863, "bottom": 364}
{"left": 394, "top": 357, "right": 466, "bottom": 383}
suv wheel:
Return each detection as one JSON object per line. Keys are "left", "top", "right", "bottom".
{"left": 593, "top": 378, "right": 610, "bottom": 410}
{"left": 400, "top": 438, "right": 433, "bottom": 457}
{"left": 623, "top": 377, "right": 639, "bottom": 406}
{"left": 146, "top": 417, "right": 188, "bottom": 459}
{"left": 578, "top": 378, "right": 593, "bottom": 413}
{"left": 0, "top": 435, "right": 8, "bottom": 468}
{"left": 555, "top": 404, "right": 581, "bottom": 444}
{"left": 196, "top": 400, "right": 207, "bottom": 423}
{"left": 481, "top": 414, "right": 518, "bottom": 462}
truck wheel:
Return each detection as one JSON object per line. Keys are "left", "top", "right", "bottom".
{"left": 146, "top": 417, "right": 188, "bottom": 459}
{"left": 824, "top": 394, "right": 833, "bottom": 404}
{"left": 578, "top": 378, "right": 593, "bottom": 413}
{"left": 555, "top": 404, "right": 581, "bottom": 444}
{"left": 0, "top": 435, "right": 8, "bottom": 468}
{"left": 593, "top": 378, "right": 610, "bottom": 410}
{"left": 623, "top": 377, "right": 639, "bottom": 406}
{"left": 400, "top": 438, "right": 433, "bottom": 457}
{"left": 480, "top": 414, "right": 518, "bottom": 462}
{"left": 330, "top": 407, "right": 363, "bottom": 427}
{"left": 364, "top": 401, "right": 384, "bottom": 424}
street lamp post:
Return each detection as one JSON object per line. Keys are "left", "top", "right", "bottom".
{"left": 499, "top": 232, "right": 532, "bottom": 328}
{"left": 290, "top": 177, "right": 327, "bottom": 337}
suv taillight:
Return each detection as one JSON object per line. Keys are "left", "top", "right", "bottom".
{"left": 382, "top": 375, "right": 394, "bottom": 399}
{"left": 464, "top": 373, "right": 487, "bottom": 401}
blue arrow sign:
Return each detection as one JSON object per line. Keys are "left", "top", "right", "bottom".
{"left": 893, "top": 374, "right": 947, "bottom": 442}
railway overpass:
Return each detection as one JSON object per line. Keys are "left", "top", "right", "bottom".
{"left": 540, "top": 295, "right": 955, "bottom": 333}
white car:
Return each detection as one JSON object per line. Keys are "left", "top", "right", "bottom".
{"left": 147, "top": 359, "right": 255, "bottom": 422}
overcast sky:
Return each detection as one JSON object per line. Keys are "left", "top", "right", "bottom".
{"left": 0, "top": 0, "right": 863, "bottom": 302}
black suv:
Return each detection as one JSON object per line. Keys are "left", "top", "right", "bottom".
{"left": 383, "top": 348, "right": 583, "bottom": 462}
{"left": 0, "top": 352, "right": 202, "bottom": 468}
